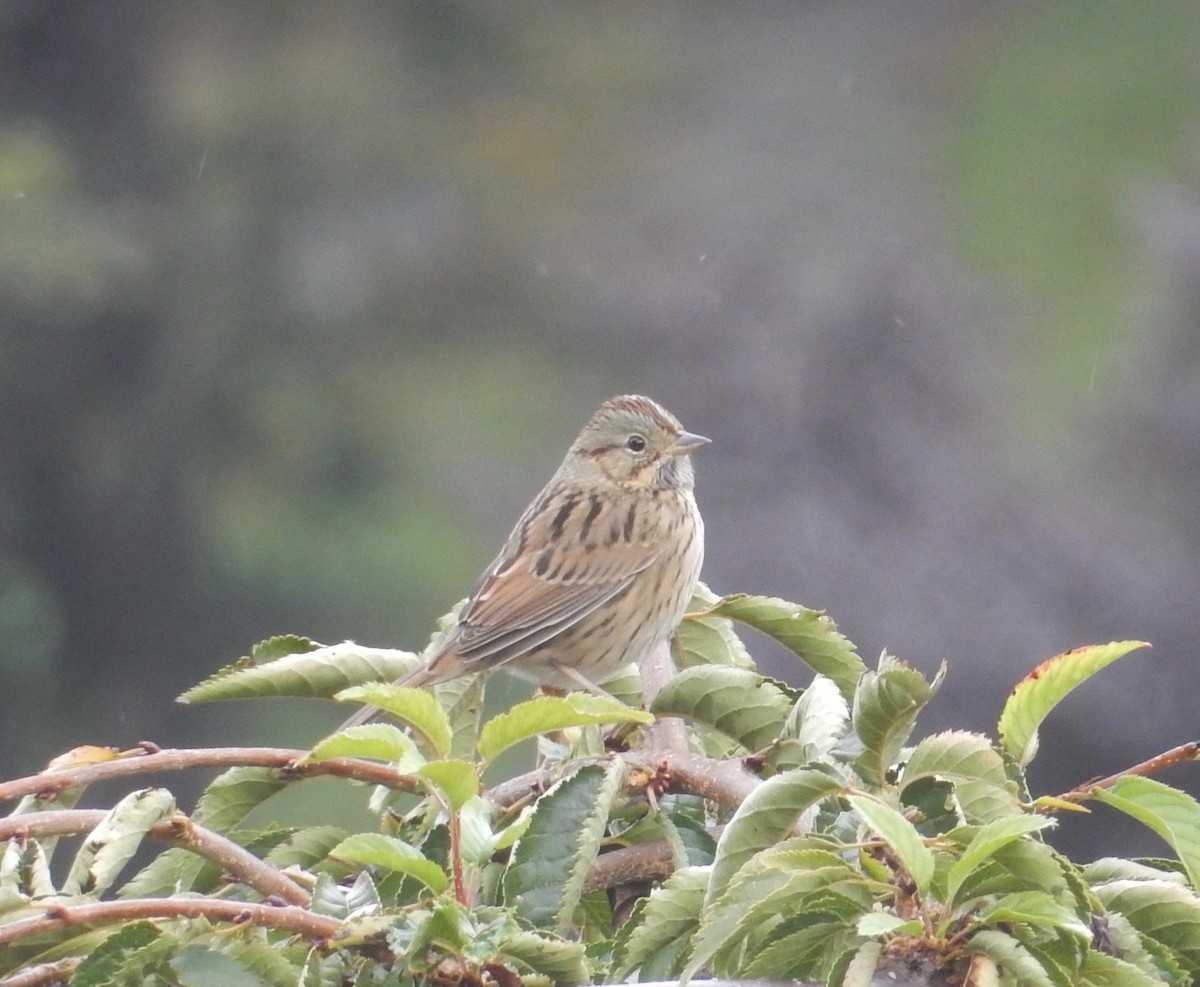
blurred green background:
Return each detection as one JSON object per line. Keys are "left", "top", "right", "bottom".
{"left": 2, "top": 1, "right": 1198, "bottom": 857}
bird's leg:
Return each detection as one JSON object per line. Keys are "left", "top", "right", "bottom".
{"left": 555, "top": 664, "right": 620, "bottom": 701}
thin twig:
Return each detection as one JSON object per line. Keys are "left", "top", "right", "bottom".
{"left": 0, "top": 747, "right": 422, "bottom": 805}
{"left": 0, "top": 898, "right": 340, "bottom": 950}
{"left": 1055, "top": 741, "right": 1200, "bottom": 805}
{"left": 0, "top": 958, "right": 80, "bottom": 987}
{"left": 488, "top": 747, "right": 760, "bottom": 814}
{"left": 0, "top": 810, "right": 310, "bottom": 906}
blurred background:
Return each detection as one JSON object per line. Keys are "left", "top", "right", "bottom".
{"left": 1, "top": 1, "right": 1198, "bottom": 858}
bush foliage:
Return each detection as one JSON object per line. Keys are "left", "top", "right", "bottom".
{"left": 1, "top": 586, "right": 1196, "bottom": 986}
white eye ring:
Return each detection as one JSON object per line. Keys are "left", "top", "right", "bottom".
{"left": 625, "top": 434, "right": 647, "bottom": 453}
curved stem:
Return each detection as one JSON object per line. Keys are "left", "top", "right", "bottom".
{"left": 0, "top": 747, "right": 422, "bottom": 806}
{"left": 0, "top": 810, "right": 310, "bottom": 906}
{"left": 0, "top": 898, "right": 340, "bottom": 951}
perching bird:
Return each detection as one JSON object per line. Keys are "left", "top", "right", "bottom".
{"left": 339, "top": 394, "right": 707, "bottom": 728}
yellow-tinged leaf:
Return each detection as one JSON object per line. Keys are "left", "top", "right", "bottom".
{"left": 997, "top": 641, "right": 1149, "bottom": 767}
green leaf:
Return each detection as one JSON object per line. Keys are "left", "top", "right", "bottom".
{"left": 613, "top": 866, "right": 707, "bottom": 979}
{"left": 1093, "top": 879, "right": 1200, "bottom": 973}
{"left": 457, "top": 796, "right": 500, "bottom": 866}
{"left": 846, "top": 795, "right": 934, "bottom": 896}
{"left": 651, "top": 666, "right": 794, "bottom": 752}
{"left": 303, "top": 724, "right": 424, "bottom": 770}
{"left": 262, "top": 825, "right": 351, "bottom": 871}
{"left": 498, "top": 929, "right": 589, "bottom": 986}
{"left": 997, "top": 641, "right": 1149, "bottom": 766}
{"left": 67, "top": 921, "right": 162, "bottom": 987}
{"left": 672, "top": 584, "right": 755, "bottom": 670}
{"left": 706, "top": 767, "right": 844, "bottom": 905}
{"left": 1094, "top": 910, "right": 1190, "bottom": 986}
{"left": 852, "top": 656, "right": 939, "bottom": 787}
{"left": 169, "top": 944, "right": 271, "bottom": 987}
{"left": 837, "top": 941, "right": 884, "bottom": 987}
{"left": 856, "top": 912, "right": 921, "bottom": 937}
{"left": 1079, "top": 951, "right": 1174, "bottom": 987}
{"left": 1084, "top": 857, "right": 1189, "bottom": 887}
{"left": 62, "top": 788, "right": 176, "bottom": 897}
{"left": 740, "top": 909, "right": 866, "bottom": 981}
{"left": 689, "top": 847, "right": 871, "bottom": 982}
{"left": 901, "top": 730, "right": 1023, "bottom": 824}
{"left": 329, "top": 833, "right": 448, "bottom": 895}
{"left": 504, "top": 761, "right": 624, "bottom": 933}
{"left": 418, "top": 759, "right": 480, "bottom": 811}
{"left": 442, "top": 674, "right": 486, "bottom": 760}
{"left": 700, "top": 592, "right": 867, "bottom": 698}
{"left": 944, "top": 814, "right": 1057, "bottom": 907}
{"left": 966, "top": 929, "right": 1058, "bottom": 987}
{"left": 334, "top": 684, "right": 452, "bottom": 757}
{"left": 119, "top": 848, "right": 214, "bottom": 900}
{"left": 178, "top": 639, "right": 420, "bottom": 703}
{"left": 192, "top": 767, "right": 291, "bottom": 832}
{"left": 976, "top": 890, "right": 1091, "bottom": 940}
{"left": 784, "top": 673, "right": 850, "bottom": 760}
{"left": 1090, "top": 776, "right": 1200, "bottom": 890}
{"left": 478, "top": 694, "right": 651, "bottom": 763}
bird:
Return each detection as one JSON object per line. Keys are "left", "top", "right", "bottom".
{"left": 338, "top": 394, "right": 708, "bottom": 729}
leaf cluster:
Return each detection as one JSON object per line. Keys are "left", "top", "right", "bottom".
{"left": 1, "top": 590, "right": 1195, "bottom": 987}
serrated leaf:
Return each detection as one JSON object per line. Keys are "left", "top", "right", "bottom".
{"left": 169, "top": 944, "right": 271, "bottom": 987}
{"left": 706, "top": 767, "right": 844, "bottom": 905}
{"left": 945, "top": 815, "right": 1057, "bottom": 907}
{"left": 499, "top": 929, "right": 589, "bottom": 986}
{"left": 504, "top": 761, "right": 624, "bottom": 932}
{"left": 613, "top": 866, "right": 708, "bottom": 979}
{"left": 335, "top": 684, "right": 452, "bottom": 757}
{"left": 1095, "top": 910, "right": 1189, "bottom": 985}
{"left": 62, "top": 788, "right": 176, "bottom": 896}
{"left": 967, "top": 929, "right": 1058, "bottom": 987}
{"left": 1079, "top": 951, "right": 1173, "bottom": 987}
{"left": 418, "top": 759, "right": 480, "bottom": 811}
{"left": 651, "top": 666, "right": 794, "bottom": 752}
{"left": 739, "top": 909, "right": 865, "bottom": 981}
{"left": 329, "top": 833, "right": 448, "bottom": 895}
{"left": 856, "top": 912, "right": 921, "bottom": 937}
{"left": 478, "top": 694, "right": 651, "bottom": 763}
{"left": 303, "top": 724, "right": 425, "bottom": 770}
{"left": 0, "top": 837, "right": 54, "bottom": 898}
{"left": 179, "top": 639, "right": 419, "bottom": 703}
{"left": 846, "top": 795, "right": 934, "bottom": 896}
{"left": 262, "top": 825, "right": 351, "bottom": 871}
{"left": 1084, "top": 857, "right": 1189, "bottom": 886}
{"left": 70, "top": 922, "right": 163, "bottom": 987}
{"left": 673, "top": 589, "right": 755, "bottom": 670}
{"left": 192, "top": 767, "right": 290, "bottom": 832}
{"left": 838, "top": 941, "right": 884, "bottom": 987}
{"left": 442, "top": 674, "right": 486, "bottom": 760}
{"left": 457, "top": 796, "right": 500, "bottom": 866}
{"left": 699, "top": 592, "right": 866, "bottom": 697}
{"left": 997, "top": 642, "right": 1149, "bottom": 767}
{"left": 1094, "top": 879, "right": 1200, "bottom": 973}
{"left": 309, "top": 871, "right": 379, "bottom": 920}
{"left": 119, "top": 847, "right": 215, "bottom": 899}
{"left": 689, "top": 847, "right": 870, "bottom": 981}
{"left": 852, "top": 658, "right": 939, "bottom": 787}
{"left": 975, "top": 890, "right": 1091, "bottom": 940}
{"left": 785, "top": 674, "right": 851, "bottom": 760}
{"left": 901, "top": 730, "right": 1023, "bottom": 824}
{"left": 1090, "top": 776, "right": 1200, "bottom": 890}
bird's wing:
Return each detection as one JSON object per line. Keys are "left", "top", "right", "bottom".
{"left": 442, "top": 486, "right": 662, "bottom": 669}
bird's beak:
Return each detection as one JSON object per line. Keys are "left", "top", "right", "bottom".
{"left": 671, "top": 430, "right": 711, "bottom": 454}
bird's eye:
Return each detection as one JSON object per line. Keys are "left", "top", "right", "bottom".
{"left": 625, "top": 434, "right": 647, "bottom": 453}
